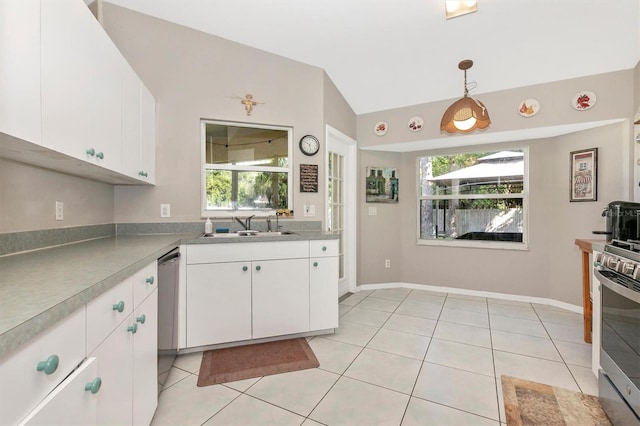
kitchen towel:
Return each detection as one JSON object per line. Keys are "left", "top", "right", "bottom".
{"left": 197, "top": 337, "right": 319, "bottom": 387}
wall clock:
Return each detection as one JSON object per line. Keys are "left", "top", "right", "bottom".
{"left": 299, "top": 135, "right": 320, "bottom": 156}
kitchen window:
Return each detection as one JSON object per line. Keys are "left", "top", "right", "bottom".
{"left": 201, "top": 120, "right": 292, "bottom": 214}
{"left": 417, "top": 148, "right": 528, "bottom": 249}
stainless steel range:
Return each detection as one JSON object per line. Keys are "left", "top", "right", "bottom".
{"left": 594, "top": 240, "right": 640, "bottom": 425}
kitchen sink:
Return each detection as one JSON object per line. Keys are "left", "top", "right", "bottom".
{"left": 200, "top": 231, "right": 296, "bottom": 238}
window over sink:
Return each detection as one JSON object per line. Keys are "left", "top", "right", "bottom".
{"left": 417, "top": 148, "right": 528, "bottom": 249}
{"left": 201, "top": 120, "right": 292, "bottom": 215}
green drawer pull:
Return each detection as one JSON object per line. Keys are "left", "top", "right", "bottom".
{"left": 146, "top": 276, "right": 155, "bottom": 285}
{"left": 136, "top": 314, "right": 146, "bottom": 324}
{"left": 86, "top": 148, "right": 95, "bottom": 156}
{"left": 313, "top": 262, "right": 318, "bottom": 267}
{"left": 322, "top": 246, "right": 327, "bottom": 251}
{"left": 242, "top": 266, "right": 248, "bottom": 272}
{"left": 127, "top": 323, "right": 138, "bottom": 334}
{"left": 96, "top": 152, "right": 104, "bottom": 159}
{"left": 85, "top": 377, "right": 102, "bottom": 394}
{"left": 36, "top": 354, "right": 59, "bottom": 375}
{"left": 256, "top": 265, "right": 261, "bottom": 271}
{"left": 112, "top": 301, "right": 125, "bottom": 313}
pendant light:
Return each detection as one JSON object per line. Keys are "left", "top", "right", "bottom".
{"left": 440, "top": 59, "right": 491, "bottom": 134}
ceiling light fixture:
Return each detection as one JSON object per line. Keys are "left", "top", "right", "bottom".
{"left": 440, "top": 59, "right": 491, "bottom": 134}
{"left": 445, "top": 0, "right": 478, "bottom": 19}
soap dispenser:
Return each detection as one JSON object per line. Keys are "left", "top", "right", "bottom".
{"left": 204, "top": 218, "right": 213, "bottom": 234}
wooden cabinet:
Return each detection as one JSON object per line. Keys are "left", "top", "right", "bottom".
{"left": 185, "top": 239, "right": 338, "bottom": 348}
{"left": 0, "top": 0, "right": 41, "bottom": 144}
{"left": 186, "top": 262, "right": 252, "bottom": 347}
{"left": 0, "top": 308, "right": 86, "bottom": 425}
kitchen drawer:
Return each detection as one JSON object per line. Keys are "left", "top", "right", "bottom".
{"left": 86, "top": 278, "right": 133, "bottom": 355}
{"left": 187, "top": 241, "right": 309, "bottom": 264}
{"left": 310, "top": 239, "right": 339, "bottom": 258}
{"left": 0, "top": 308, "right": 86, "bottom": 425}
{"left": 132, "top": 261, "right": 157, "bottom": 307}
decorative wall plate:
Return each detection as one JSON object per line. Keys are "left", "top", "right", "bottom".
{"left": 572, "top": 91, "right": 596, "bottom": 111}
{"left": 517, "top": 99, "right": 540, "bottom": 117}
{"left": 374, "top": 121, "right": 388, "bottom": 136}
{"left": 408, "top": 116, "right": 424, "bottom": 132}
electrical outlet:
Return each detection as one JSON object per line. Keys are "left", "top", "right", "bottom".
{"left": 385, "top": 259, "right": 391, "bottom": 268}
{"left": 55, "top": 201, "right": 64, "bottom": 221}
{"left": 304, "top": 204, "right": 316, "bottom": 217}
{"left": 160, "top": 204, "right": 171, "bottom": 218}
{"left": 368, "top": 206, "right": 377, "bottom": 216}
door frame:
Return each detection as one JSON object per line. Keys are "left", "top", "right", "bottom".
{"left": 325, "top": 125, "right": 357, "bottom": 295}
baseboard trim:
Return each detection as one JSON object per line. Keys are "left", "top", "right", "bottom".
{"left": 355, "top": 282, "right": 583, "bottom": 314}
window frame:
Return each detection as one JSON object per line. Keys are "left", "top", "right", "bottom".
{"left": 415, "top": 147, "right": 529, "bottom": 251}
{"left": 200, "top": 119, "right": 293, "bottom": 217}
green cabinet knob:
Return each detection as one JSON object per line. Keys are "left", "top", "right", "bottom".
{"left": 256, "top": 265, "right": 261, "bottom": 271}
{"left": 85, "top": 377, "right": 102, "bottom": 394}
{"left": 86, "top": 148, "right": 95, "bottom": 156}
{"left": 112, "top": 301, "right": 125, "bottom": 313}
{"left": 146, "top": 276, "right": 155, "bottom": 285}
{"left": 36, "top": 354, "right": 59, "bottom": 375}
{"left": 313, "top": 262, "right": 318, "bottom": 267}
{"left": 242, "top": 266, "right": 248, "bottom": 272}
{"left": 593, "top": 261, "right": 601, "bottom": 267}
{"left": 138, "top": 171, "right": 148, "bottom": 177}
{"left": 322, "top": 246, "right": 327, "bottom": 251}
{"left": 127, "top": 323, "right": 138, "bottom": 334}
{"left": 136, "top": 314, "right": 146, "bottom": 324}
{"left": 96, "top": 152, "right": 104, "bottom": 159}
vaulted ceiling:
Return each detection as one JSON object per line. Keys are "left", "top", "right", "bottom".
{"left": 105, "top": 0, "right": 640, "bottom": 115}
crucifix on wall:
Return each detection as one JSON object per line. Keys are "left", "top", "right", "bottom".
{"left": 232, "top": 93, "right": 264, "bottom": 116}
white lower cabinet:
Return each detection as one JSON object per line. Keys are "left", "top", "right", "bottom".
{"left": 133, "top": 291, "right": 159, "bottom": 426}
{"left": 20, "top": 357, "right": 99, "bottom": 426}
{"left": 185, "top": 240, "right": 338, "bottom": 348}
{"left": 186, "top": 262, "right": 252, "bottom": 347}
{"left": 252, "top": 258, "right": 309, "bottom": 339}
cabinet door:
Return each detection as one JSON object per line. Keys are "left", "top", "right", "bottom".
{"left": 0, "top": 308, "right": 86, "bottom": 425}
{"left": 140, "top": 83, "right": 156, "bottom": 183}
{"left": 120, "top": 61, "right": 141, "bottom": 178}
{"left": 186, "top": 262, "right": 252, "bottom": 347}
{"left": 41, "top": 0, "right": 93, "bottom": 159}
{"left": 310, "top": 257, "right": 339, "bottom": 330}
{"left": 133, "top": 290, "right": 158, "bottom": 426}
{"left": 20, "top": 358, "right": 99, "bottom": 426}
{"left": 252, "top": 258, "right": 310, "bottom": 339}
{"left": 0, "top": 0, "right": 41, "bottom": 143}
{"left": 91, "top": 26, "right": 122, "bottom": 172}
{"left": 93, "top": 315, "right": 134, "bottom": 426}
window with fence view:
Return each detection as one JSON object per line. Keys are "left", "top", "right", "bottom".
{"left": 417, "top": 149, "right": 527, "bottom": 245}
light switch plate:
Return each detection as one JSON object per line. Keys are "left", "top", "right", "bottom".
{"left": 368, "top": 206, "right": 377, "bottom": 216}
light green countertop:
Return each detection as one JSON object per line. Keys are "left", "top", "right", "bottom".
{"left": 0, "top": 231, "right": 338, "bottom": 358}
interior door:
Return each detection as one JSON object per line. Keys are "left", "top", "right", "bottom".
{"left": 326, "top": 126, "right": 357, "bottom": 297}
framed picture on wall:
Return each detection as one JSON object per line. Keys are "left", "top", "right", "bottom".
{"left": 570, "top": 148, "right": 597, "bottom": 202}
{"left": 366, "top": 167, "right": 398, "bottom": 203}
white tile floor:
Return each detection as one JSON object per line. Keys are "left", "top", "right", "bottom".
{"left": 151, "top": 288, "right": 597, "bottom": 425}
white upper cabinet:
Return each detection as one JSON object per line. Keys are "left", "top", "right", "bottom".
{"left": 0, "top": 0, "right": 41, "bottom": 144}
{"left": 0, "top": 0, "right": 156, "bottom": 185}
{"left": 41, "top": 0, "right": 93, "bottom": 159}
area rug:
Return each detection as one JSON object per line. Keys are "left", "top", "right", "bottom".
{"left": 501, "top": 375, "right": 611, "bottom": 426}
{"left": 197, "top": 338, "right": 319, "bottom": 387}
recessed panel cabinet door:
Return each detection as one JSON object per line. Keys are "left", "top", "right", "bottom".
{"left": 186, "top": 262, "right": 252, "bottom": 347}
{"left": 252, "top": 258, "right": 310, "bottom": 339}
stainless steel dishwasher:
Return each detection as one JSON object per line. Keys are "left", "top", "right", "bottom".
{"left": 157, "top": 248, "right": 180, "bottom": 394}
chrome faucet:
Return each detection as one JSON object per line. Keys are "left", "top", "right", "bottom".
{"left": 234, "top": 215, "right": 255, "bottom": 231}
{"left": 266, "top": 214, "right": 280, "bottom": 232}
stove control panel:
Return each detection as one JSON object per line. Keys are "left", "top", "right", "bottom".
{"left": 596, "top": 252, "right": 640, "bottom": 280}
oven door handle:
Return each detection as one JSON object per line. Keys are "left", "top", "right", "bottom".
{"left": 594, "top": 268, "right": 640, "bottom": 304}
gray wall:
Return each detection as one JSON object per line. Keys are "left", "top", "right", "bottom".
{"left": 102, "top": 4, "right": 355, "bottom": 226}
{"left": 0, "top": 158, "right": 114, "bottom": 233}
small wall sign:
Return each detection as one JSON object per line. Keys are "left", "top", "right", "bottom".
{"left": 300, "top": 164, "right": 318, "bottom": 193}
{"left": 570, "top": 148, "right": 597, "bottom": 202}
